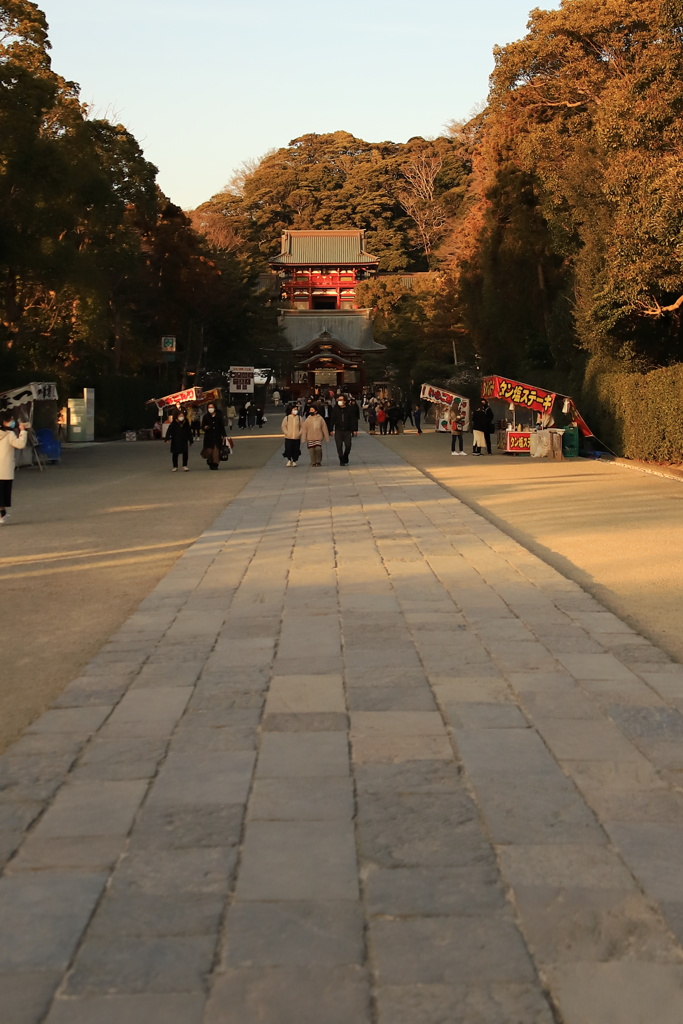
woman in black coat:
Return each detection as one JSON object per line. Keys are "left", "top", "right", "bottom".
{"left": 165, "top": 411, "right": 193, "bottom": 471}
{"left": 201, "top": 403, "right": 226, "bottom": 470}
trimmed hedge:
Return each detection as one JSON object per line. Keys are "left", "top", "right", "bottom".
{"left": 581, "top": 357, "right": 683, "bottom": 464}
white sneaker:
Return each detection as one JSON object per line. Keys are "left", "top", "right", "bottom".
{"left": 172, "top": 467, "right": 178, "bottom": 472}
{"left": 182, "top": 466, "right": 189, "bottom": 471}
{"left": 451, "top": 451, "right": 457, "bottom": 456}
{"left": 459, "top": 451, "right": 468, "bottom": 456}
{"left": 286, "top": 459, "right": 292, "bottom": 467}
{"left": 292, "top": 462, "right": 298, "bottom": 467}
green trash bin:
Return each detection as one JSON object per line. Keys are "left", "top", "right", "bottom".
{"left": 562, "top": 425, "right": 579, "bottom": 458}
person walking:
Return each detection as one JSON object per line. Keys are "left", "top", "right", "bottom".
{"left": 376, "top": 404, "right": 388, "bottom": 435}
{"left": 201, "top": 402, "right": 226, "bottom": 470}
{"left": 367, "top": 405, "right": 377, "bottom": 434}
{"left": 413, "top": 404, "right": 423, "bottom": 434}
{"left": 226, "top": 402, "right": 237, "bottom": 431}
{"left": 300, "top": 404, "right": 330, "bottom": 466}
{"left": 165, "top": 410, "right": 193, "bottom": 471}
{"left": 281, "top": 403, "right": 302, "bottom": 467}
{"left": 471, "top": 403, "right": 488, "bottom": 456}
{"left": 0, "top": 411, "right": 29, "bottom": 523}
{"left": 448, "top": 404, "right": 467, "bottom": 456}
{"left": 329, "top": 394, "right": 359, "bottom": 466}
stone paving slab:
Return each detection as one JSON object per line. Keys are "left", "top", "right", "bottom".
{"left": 1, "top": 432, "right": 683, "bottom": 1023}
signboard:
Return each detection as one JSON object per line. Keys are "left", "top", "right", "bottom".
{"left": 420, "top": 383, "right": 458, "bottom": 408}
{"left": 0, "top": 382, "right": 59, "bottom": 409}
{"left": 482, "top": 376, "right": 555, "bottom": 415}
{"left": 420, "top": 384, "right": 470, "bottom": 432}
{"left": 505, "top": 431, "right": 531, "bottom": 452}
{"left": 161, "top": 336, "right": 176, "bottom": 352}
{"left": 151, "top": 387, "right": 204, "bottom": 410}
{"left": 230, "top": 366, "right": 255, "bottom": 393}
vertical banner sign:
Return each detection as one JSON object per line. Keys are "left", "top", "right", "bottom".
{"left": 230, "top": 366, "right": 255, "bottom": 393}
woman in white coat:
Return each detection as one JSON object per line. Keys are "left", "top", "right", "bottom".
{"left": 0, "top": 411, "right": 29, "bottom": 523}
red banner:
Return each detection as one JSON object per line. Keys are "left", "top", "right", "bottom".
{"left": 152, "top": 387, "right": 204, "bottom": 409}
{"left": 482, "top": 376, "right": 555, "bottom": 415}
{"left": 420, "top": 383, "right": 458, "bottom": 407}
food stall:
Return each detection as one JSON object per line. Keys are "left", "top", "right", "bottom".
{"left": 0, "top": 381, "right": 60, "bottom": 465}
{"left": 420, "top": 384, "right": 471, "bottom": 433}
{"left": 481, "top": 376, "right": 593, "bottom": 457}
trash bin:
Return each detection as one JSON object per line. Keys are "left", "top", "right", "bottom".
{"left": 36, "top": 428, "right": 61, "bottom": 463}
{"left": 562, "top": 426, "right": 580, "bottom": 458}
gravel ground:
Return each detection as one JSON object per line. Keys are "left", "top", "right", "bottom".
{"left": 0, "top": 429, "right": 282, "bottom": 753}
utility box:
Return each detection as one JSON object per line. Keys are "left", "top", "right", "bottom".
{"left": 68, "top": 388, "right": 95, "bottom": 442}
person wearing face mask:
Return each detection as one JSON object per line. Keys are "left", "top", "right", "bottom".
{"left": 280, "top": 403, "right": 302, "bottom": 467}
{"left": 299, "top": 405, "right": 330, "bottom": 466}
{"left": 329, "top": 394, "right": 359, "bottom": 466}
{"left": 165, "top": 408, "right": 193, "bottom": 472}
{"left": 201, "top": 402, "right": 226, "bottom": 470}
{"left": 0, "top": 410, "right": 29, "bottom": 523}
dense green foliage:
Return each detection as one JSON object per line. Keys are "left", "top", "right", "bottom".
{"left": 0, "top": 1, "right": 274, "bottom": 405}
{"left": 197, "top": 131, "right": 470, "bottom": 272}
{"left": 582, "top": 357, "right": 683, "bottom": 461}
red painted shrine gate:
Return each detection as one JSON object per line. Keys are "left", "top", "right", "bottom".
{"left": 270, "top": 231, "right": 385, "bottom": 396}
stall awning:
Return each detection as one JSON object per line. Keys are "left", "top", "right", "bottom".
{"left": 420, "top": 384, "right": 467, "bottom": 408}
{"left": 0, "top": 382, "right": 58, "bottom": 409}
{"left": 482, "top": 375, "right": 594, "bottom": 437}
{"left": 148, "top": 387, "right": 204, "bottom": 409}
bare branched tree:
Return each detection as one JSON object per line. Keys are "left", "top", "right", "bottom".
{"left": 396, "top": 149, "right": 446, "bottom": 257}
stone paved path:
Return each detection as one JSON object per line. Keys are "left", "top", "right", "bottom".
{"left": 2, "top": 434, "right": 683, "bottom": 1023}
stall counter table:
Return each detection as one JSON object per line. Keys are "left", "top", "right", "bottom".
{"left": 497, "top": 429, "right": 531, "bottom": 454}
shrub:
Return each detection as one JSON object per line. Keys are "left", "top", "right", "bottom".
{"left": 581, "top": 358, "right": 683, "bottom": 464}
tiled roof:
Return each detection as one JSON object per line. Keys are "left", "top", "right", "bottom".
{"left": 279, "top": 310, "right": 385, "bottom": 353}
{"left": 270, "top": 231, "right": 379, "bottom": 267}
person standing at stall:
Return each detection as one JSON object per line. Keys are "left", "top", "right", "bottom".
{"left": 281, "top": 403, "right": 302, "bottom": 467}
{"left": 472, "top": 403, "right": 488, "bottom": 456}
{"left": 449, "top": 404, "right": 466, "bottom": 456}
{"left": 482, "top": 399, "right": 495, "bottom": 455}
{"left": 201, "top": 403, "right": 226, "bottom": 470}
{"left": 165, "top": 409, "right": 193, "bottom": 471}
{"left": 0, "top": 411, "right": 29, "bottom": 522}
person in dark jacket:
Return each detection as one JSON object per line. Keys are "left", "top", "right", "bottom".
{"left": 201, "top": 403, "right": 226, "bottom": 470}
{"left": 165, "top": 410, "right": 193, "bottom": 471}
{"left": 329, "top": 395, "right": 359, "bottom": 465}
{"left": 482, "top": 399, "right": 495, "bottom": 455}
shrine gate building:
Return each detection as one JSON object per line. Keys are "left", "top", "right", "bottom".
{"left": 270, "top": 230, "right": 385, "bottom": 397}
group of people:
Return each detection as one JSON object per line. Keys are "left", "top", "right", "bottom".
{"left": 236, "top": 402, "right": 265, "bottom": 430}
{"left": 281, "top": 393, "right": 360, "bottom": 467}
{"left": 163, "top": 403, "right": 228, "bottom": 471}
{"left": 364, "top": 398, "right": 422, "bottom": 436}
{"left": 449, "top": 400, "right": 495, "bottom": 456}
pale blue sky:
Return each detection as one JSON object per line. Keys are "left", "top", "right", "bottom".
{"left": 42, "top": 0, "right": 558, "bottom": 210}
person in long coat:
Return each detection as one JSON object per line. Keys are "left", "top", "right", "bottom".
{"left": 299, "top": 405, "right": 330, "bottom": 466}
{"left": 281, "top": 404, "right": 302, "bottom": 466}
{"left": 0, "top": 411, "right": 29, "bottom": 523}
{"left": 201, "top": 403, "right": 226, "bottom": 470}
{"left": 165, "top": 410, "right": 193, "bottom": 471}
